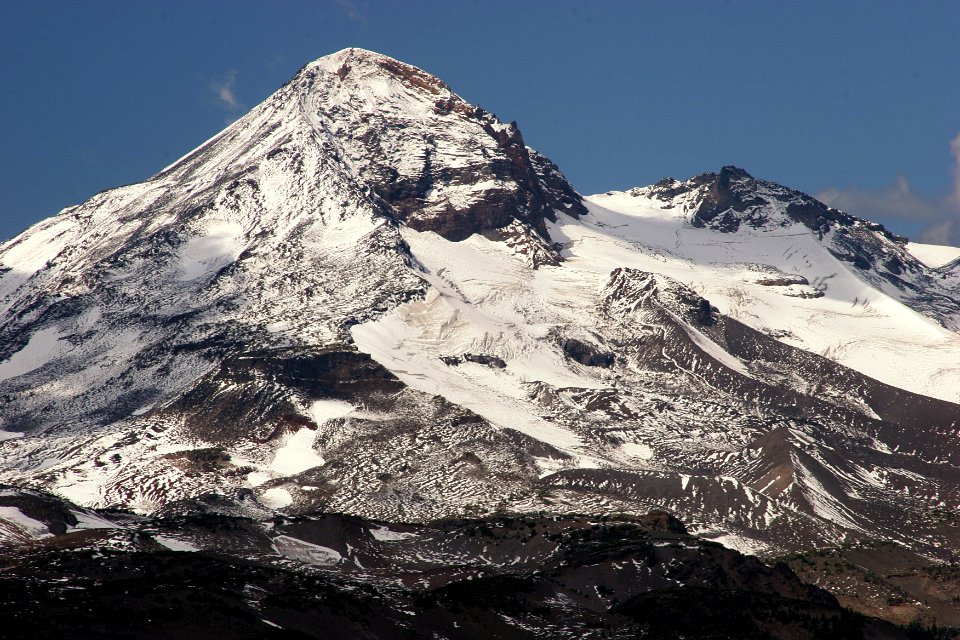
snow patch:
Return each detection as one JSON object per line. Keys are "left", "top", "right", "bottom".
{"left": 154, "top": 535, "right": 200, "bottom": 552}
{"left": 705, "top": 533, "right": 768, "bottom": 557}
{"left": 0, "top": 506, "right": 50, "bottom": 538}
{"left": 0, "top": 327, "right": 68, "bottom": 382}
{"left": 533, "top": 456, "right": 570, "bottom": 478}
{"left": 260, "top": 487, "right": 293, "bottom": 509}
{"left": 273, "top": 535, "right": 342, "bottom": 565}
{"left": 246, "top": 471, "right": 272, "bottom": 487}
{"left": 270, "top": 428, "right": 326, "bottom": 475}
{"left": 54, "top": 471, "right": 103, "bottom": 506}
{"left": 177, "top": 221, "right": 244, "bottom": 281}
{"left": 906, "top": 242, "right": 960, "bottom": 268}
{"left": 369, "top": 525, "right": 418, "bottom": 542}
{"left": 307, "top": 399, "right": 353, "bottom": 423}
{"left": 620, "top": 442, "right": 654, "bottom": 460}
{"left": 69, "top": 510, "right": 120, "bottom": 531}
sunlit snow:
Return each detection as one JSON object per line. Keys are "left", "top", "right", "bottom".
{"left": 261, "top": 487, "right": 293, "bottom": 509}
{"left": 270, "top": 428, "right": 326, "bottom": 475}
{"left": 906, "top": 241, "right": 960, "bottom": 268}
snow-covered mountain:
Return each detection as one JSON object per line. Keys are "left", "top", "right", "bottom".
{"left": 2, "top": 48, "right": 960, "bottom": 561}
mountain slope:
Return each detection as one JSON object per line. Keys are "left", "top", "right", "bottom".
{"left": 585, "top": 168, "right": 960, "bottom": 402}
{"left": 1, "top": 49, "right": 959, "bottom": 564}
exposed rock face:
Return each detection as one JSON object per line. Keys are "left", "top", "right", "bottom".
{"left": 560, "top": 337, "right": 615, "bottom": 367}
{"left": 648, "top": 166, "right": 872, "bottom": 236}
{"left": 167, "top": 348, "right": 405, "bottom": 443}
{"left": 690, "top": 166, "right": 770, "bottom": 232}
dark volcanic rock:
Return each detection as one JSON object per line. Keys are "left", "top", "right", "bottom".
{"left": 689, "top": 166, "right": 769, "bottom": 232}
{"left": 0, "top": 487, "right": 80, "bottom": 537}
{"left": 651, "top": 165, "right": 887, "bottom": 239}
{"left": 169, "top": 347, "right": 404, "bottom": 443}
{"left": 678, "top": 165, "right": 864, "bottom": 235}
{"left": 462, "top": 353, "right": 507, "bottom": 368}
{"left": 441, "top": 353, "right": 508, "bottom": 368}
{"left": 0, "top": 499, "right": 913, "bottom": 640}
{"left": 560, "top": 337, "right": 615, "bottom": 367}
{"left": 694, "top": 297, "right": 717, "bottom": 325}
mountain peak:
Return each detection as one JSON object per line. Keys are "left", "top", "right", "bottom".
{"left": 639, "top": 166, "right": 853, "bottom": 235}
{"left": 308, "top": 47, "right": 454, "bottom": 100}
{"left": 283, "top": 48, "right": 587, "bottom": 242}
{"left": 718, "top": 165, "right": 753, "bottom": 180}
{"left": 609, "top": 167, "right": 960, "bottom": 327}
{"left": 321, "top": 46, "right": 394, "bottom": 63}
{"left": 315, "top": 47, "right": 413, "bottom": 70}
{"left": 151, "top": 48, "right": 585, "bottom": 247}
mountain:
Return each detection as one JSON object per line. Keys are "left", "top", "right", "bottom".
{"left": 2, "top": 46, "right": 960, "bottom": 592}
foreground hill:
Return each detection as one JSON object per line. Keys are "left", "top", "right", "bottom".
{"left": 0, "top": 486, "right": 915, "bottom": 640}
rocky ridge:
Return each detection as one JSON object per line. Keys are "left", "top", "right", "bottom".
{"left": 637, "top": 165, "right": 960, "bottom": 330}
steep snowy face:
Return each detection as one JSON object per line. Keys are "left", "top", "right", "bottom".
{"left": 584, "top": 171, "right": 960, "bottom": 404}
{"left": 0, "top": 92, "right": 417, "bottom": 435}
{"left": 0, "top": 48, "right": 585, "bottom": 436}
{"left": 151, "top": 48, "right": 585, "bottom": 251}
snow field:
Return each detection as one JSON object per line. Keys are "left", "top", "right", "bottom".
{"left": 906, "top": 242, "right": 960, "bottom": 268}
{"left": 572, "top": 195, "right": 960, "bottom": 402}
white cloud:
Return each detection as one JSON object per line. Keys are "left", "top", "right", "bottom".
{"left": 210, "top": 70, "right": 241, "bottom": 111}
{"left": 816, "top": 132, "right": 960, "bottom": 246}
{"left": 335, "top": 0, "right": 368, "bottom": 27}
{"left": 917, "top": 219, "right": 960, "bottom": 245}
{"left": 816, "top": 175, "right": 942, "bottom": 223}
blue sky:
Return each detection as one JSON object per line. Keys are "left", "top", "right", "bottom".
{"left": 2, "top": 1, "right": 959, "bottom": 243}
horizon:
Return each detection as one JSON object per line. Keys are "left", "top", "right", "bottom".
{"left": 2, "top": 1, "right": 958, "bottom": 245}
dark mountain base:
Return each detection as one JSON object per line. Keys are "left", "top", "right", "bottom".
{"left": 0, "top": 552, "right": 905, "bottom": 640}
{"left": 0, "top": 496, "right": 919, "bottom": 640}
{"left": 780, "top": 542, "right": 960, "bottom": 631}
